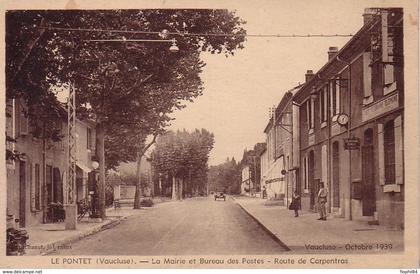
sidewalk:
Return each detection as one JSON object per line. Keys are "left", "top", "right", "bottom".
{"left": 24, "top": 198, "right": 171, "bottom": 256}
{"left": 232, "top": 196, "right": 404, "bottom": 254}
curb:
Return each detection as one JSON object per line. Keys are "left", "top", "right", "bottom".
{"left": 37, "top": 217, "right": 126, "bottom": 256}
{"left": 231, "top": 196, "right": 291, "bottom": 252}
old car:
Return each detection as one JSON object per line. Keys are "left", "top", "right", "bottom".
{"left": 214, "top": 191, "right": 226, "bottom": 201}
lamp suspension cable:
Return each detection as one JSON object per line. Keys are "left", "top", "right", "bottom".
{"left": 42, "top": 26, "right": 354, "bottom": 38}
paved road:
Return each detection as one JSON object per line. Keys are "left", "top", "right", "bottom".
{"left": 51, "top": 197, "right": 287, "bottom": 255}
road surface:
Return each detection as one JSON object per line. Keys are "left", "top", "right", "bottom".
{"left": 51, "top": 197, "right": 287, "bottom": 255}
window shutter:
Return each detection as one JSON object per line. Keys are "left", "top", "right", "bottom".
{"left": 323, "top": 87, "right": 328, "bottom": 121}
{"left": 384, "top": 64, "right": 394, "bottom": 86}
{"left": 30, "top": 163, "right": 36, "bottom": 211}
{"left": 377, "top": 123, "right": 385, "bottom": 185}
{"left": 306, "top": 101, "right": 310, "bottom": 129}
{"left": 335, "top": 79, "right": 340, "bottom": 114}
{"left": 305, "top": 156, "right": 309, "bottom": 189}
{"left": 319, "top": 89, "right": 322, "bottom": 123}
{"left": 363, "top": 52, "right": 372, "bottom": 99}
{"left": 20, "top": 100, "right": 29, "bottom": 135}
{"left": 394, "top": 116, "right": 403, "bottom": 184}
{"left": 330, "top": 81, "right": 335, "bottom": 117}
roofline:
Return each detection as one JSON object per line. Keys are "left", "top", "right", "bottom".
{"left": 292, "top": 11, "right": 382, "bottom": 103}
{"left": 263, "top": 84, "right": 302, "bottom": 134}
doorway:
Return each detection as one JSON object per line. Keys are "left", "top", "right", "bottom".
{"left": 332, "top": 141, "right": 340, "bottom": 207}
{"left": 19, "top": 161, "right": 26, "bottom": 227}
{"left": 46, "top": 165, "right": 53, "bottom": 204}
{"left": 308, "top": 150, "right": 315, "bottom": 210}
{"left": 362, "top": 129, "right": 376, "bottom": 216}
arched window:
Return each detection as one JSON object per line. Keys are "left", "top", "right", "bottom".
{"left": 384, "top": 120, "right": 395, "bottom": 184}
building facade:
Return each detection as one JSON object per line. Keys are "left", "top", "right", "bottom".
{"left": 240, "top": 165, "right": 250, "bottom": 195}
{"left": 6, "top": 97, "right": 97, "bottom": 227}
{"left": 262, "top": 86, "right": 301, "bottom": 205}
{"left": 293, "top": 8, "right": 403, "bottom": 228}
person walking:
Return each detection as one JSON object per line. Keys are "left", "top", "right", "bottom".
{"left": 317, "top": 182, "right": 328, "bottom": 221}
{"left": 291, "top": 191, "right": 300, "bottom": 217}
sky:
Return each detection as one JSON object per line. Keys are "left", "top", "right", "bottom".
{"left": 168, "top": 1, "right": 366, "bottom": 166}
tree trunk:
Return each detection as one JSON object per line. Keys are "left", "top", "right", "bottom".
{"left": 96, "top": 123, "right": 106, "bottom": 219}
{"left": 133, "top": 134, "right": 157, "bottom": 208}
{"left": 179, "top": 177, "right": 184, "bottom": 200}
{"left": 172, "top": 175, "right": 177, "bottom": 200}
{"left": 133, "top": 154, "right": 142, "bottom": 209}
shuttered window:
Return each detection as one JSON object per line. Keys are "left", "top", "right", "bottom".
{"left": 384, "top": 120, "right": 395, "bottom": 184}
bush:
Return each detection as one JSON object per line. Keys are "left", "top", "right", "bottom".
{"left": 140, "top": 198, "right": 154, "bottom": 207}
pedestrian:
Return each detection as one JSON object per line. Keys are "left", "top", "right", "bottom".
{"left": 291, "top": 191, "right": 300, "bottom": 217}
{"left": 317, "top": 182, "right": 328, "bottom": 221}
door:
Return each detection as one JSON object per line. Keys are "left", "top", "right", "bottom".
{"left": 332, "top": 142, "right": 340, "bottom": 207}
{"left": 53, "top": 168, "right": 63, "bottom": 203}
{"left": 46, "top": 165, "right": 53, "bottom": 204}
{"left": 362, "top": 129, "right": 375, "bottom": 216}
{"left": 19, "top": 161, "right": 26, "bottom": 227}
{"left": 308, "top": 151, "right": 315, "bottom": 210}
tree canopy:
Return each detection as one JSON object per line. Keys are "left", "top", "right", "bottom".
{"left": 6, "top": 9, "right": 246, "bottom": 215}
{"left": 152, "top": 129, "right": 214, "bottom": 196}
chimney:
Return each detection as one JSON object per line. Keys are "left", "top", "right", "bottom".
{"left": 363, "top": 8, "right": 380, "bottom": 25}
{"left": 328, "top": 46, "right": 339, "bottom": 61}
{"left": 305, "top": 70, "right": 314, "bottom": 83}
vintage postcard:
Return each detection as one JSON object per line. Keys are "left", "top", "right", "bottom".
{"left": 1, "top": 0, "right": 419, "bottom": 270}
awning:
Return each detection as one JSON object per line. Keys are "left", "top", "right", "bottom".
{"left": 77, "top": 161, "right": 92, "bottom": 173}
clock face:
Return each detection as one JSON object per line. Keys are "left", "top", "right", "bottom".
{"left": 337, "top": 114, "right": 349, "bottom": 126}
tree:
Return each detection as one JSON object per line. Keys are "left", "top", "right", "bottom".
{"left": 6, "top": 10, "right": 246, "bottom": 217}
{"left": 152, "top": 129, "right": 214, "bottom": 199}
{"left": 208, "top": 157, "right": 242, "bottom": 194}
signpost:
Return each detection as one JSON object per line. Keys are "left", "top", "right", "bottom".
{"left": 344, "top": 137, "right": 360, "bottom": 150}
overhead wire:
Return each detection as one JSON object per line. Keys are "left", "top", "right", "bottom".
{"left": 42, "top": 26, "right": 353, "bottom": 38}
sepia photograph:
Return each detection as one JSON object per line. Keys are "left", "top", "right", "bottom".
{"left": 1, "top": 0, "right": 419, "bottom": 270}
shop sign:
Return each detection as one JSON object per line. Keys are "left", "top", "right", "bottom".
{"left": 362, "top": 92, "right": 399, "bottom": 122}
{"left": 344, "top": 137, "right": 360, "bottom": 150}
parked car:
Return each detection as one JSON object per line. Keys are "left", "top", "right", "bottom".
{"left": 214, "top": 191, "right": 226, "bottom": 201}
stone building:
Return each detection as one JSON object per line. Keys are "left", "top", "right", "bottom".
{"left": 293, "top": 8, "right": 403, "bottom": 228}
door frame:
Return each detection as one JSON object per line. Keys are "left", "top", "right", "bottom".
{"left": 361, "top": 128, "right": 376, "bottom": 216}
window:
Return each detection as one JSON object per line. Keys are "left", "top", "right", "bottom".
{"left": 31, "top": 164, "right": 41, "bottom": 211}
{"left": 320, "top": 86, "right": 328, "bottom": 123}
{"left": 382, "top": 10, "right": 397, "bottom": 95}
{"left": 87, "top": 127, "right": 92, "bottom": 149}
{"left": 384, "top": 120, "right": 395, "bottom": 184}
{"left": 306, "top": 99, "right": 314, "bottom": 130}
{"left": 330, "top": 79, "right": 341, "bottom": 117}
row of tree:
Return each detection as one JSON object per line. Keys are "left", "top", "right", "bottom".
{"left": 152, "top": 129, "right": 214, "bottom": 199}
{"left": 208, "top": 157, "right": 242, "bottom": 194}
{"left": 6, "top": 10, "right": 246, "bottom": 216}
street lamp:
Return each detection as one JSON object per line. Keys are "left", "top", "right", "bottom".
{"left": 169, "top": 38, "right": 179, "bottom": 53}
{"left": 85, "top": 38, "right": 180, "bottom": 53}
{"left": 91, "top": 160, "right": 99, "bottom": 170}
{"left": 66, "top": 30, "right": 180, "bottom": 229}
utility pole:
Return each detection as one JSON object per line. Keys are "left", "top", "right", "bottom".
{"left": 65, "top": 83, "right": 77, "bottom": 230}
